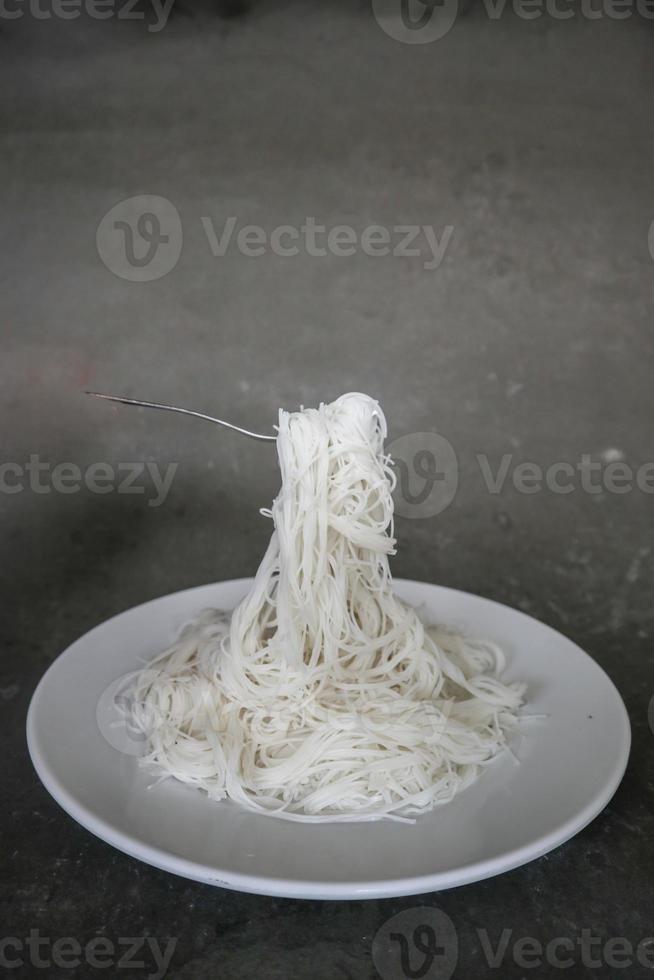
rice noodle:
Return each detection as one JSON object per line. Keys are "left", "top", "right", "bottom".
{"left": 130, "top": 393, "right": 525, "bottom": 821}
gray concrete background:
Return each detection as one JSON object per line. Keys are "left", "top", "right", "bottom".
{"left": 2, "top": 3, "right": 653, "bottom": 978}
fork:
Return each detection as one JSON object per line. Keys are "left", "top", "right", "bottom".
{"left": 85, "top": 391, "right": 277, "bottom": 442}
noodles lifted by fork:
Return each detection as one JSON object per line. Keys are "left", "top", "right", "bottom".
{"left": 131, "top": 393, "right": 525, "bottom": 822}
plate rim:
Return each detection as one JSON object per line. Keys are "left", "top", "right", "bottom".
{"left": 26, "top": 578, "right": 632, "bottom": 900}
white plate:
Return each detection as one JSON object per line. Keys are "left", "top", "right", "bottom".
{"left": 27, "top": 579, "right": 630, "bottom": 900}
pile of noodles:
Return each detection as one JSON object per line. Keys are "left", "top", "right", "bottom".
{"left": 130, "top": 393, "right": 525, "bottom": 822}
